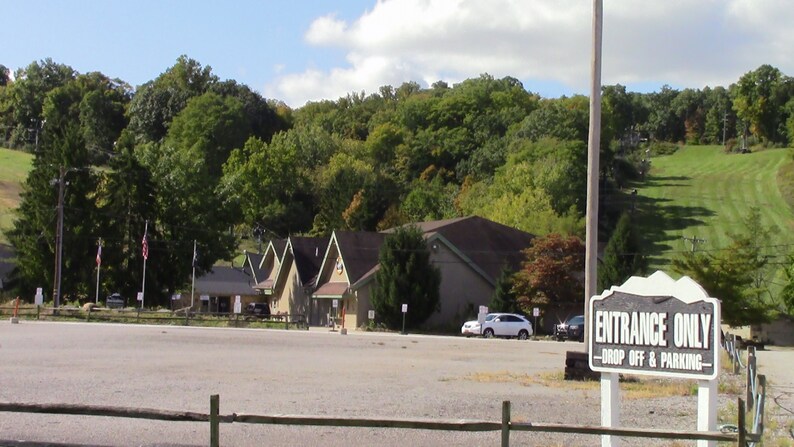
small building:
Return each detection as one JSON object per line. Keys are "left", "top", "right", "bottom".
{"left": 311, "top": 216, "right": 535, "bottom": 331}
{"left": 193, "top": 266, "right": 260, "bottom": 313}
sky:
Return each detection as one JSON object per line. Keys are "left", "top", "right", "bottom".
{"left": 3, "top": 0, "right": 793, "bottom": 108}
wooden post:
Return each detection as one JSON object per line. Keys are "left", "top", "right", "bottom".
{"left": 210, "top": 394, "right": 219, "bottom": 447}
{"left": 737, "top": 398, "right": 746, "bottom": 447}
{"left": 732, "top": 335, "right": 740, "bottom": 375}
{"left": 757, "top": 375, "right": 766, "bottom": 435}
{"left": 86, "top": 306, "right": 91, "bottom": 322}
{"left": 501, "top": 400, "right": 510, "bottom": 447}
{"left": 746, "top": 346, "right": 756, "bottom": 409}
{"left": 36, "top": 305, "right": 40, "bottom": 320}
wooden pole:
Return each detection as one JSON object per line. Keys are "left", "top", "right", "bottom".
{"left": 501, "top": 400, "right": 511, "bottom": 447}
{"left": 737, "top": 398, "right": 746, "bottom": 447}
{"left": 210, "top": 394, "right": 219, "bottom": 447}
{"left": 584, "top": 0, "right": 603, "bottom": 348}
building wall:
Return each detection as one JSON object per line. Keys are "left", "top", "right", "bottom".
{"left": 425, "top": 242, "right": 494, "bottom": 330}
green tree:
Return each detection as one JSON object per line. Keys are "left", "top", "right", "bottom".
{"left": 672, "top": 208, "right": 774, "bottom": 326}
{"left": 598, "top": 212, "right": 646, "bottom": 291}
{"left": 127, "top": 55, "right": 217, "bottom": 143}
{"left": 780, "top": 256, "right": 794, "bottom": 316}
{"left": 732, "top": 64, "right": 793, "bottom": 144}
{"left": 489, "top": 266, "right": 521, "bottom": 314}
{"left": 371, "top": 225, "right": 441, "bottom": 329}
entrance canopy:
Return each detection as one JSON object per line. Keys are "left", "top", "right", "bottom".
{"left": 313, "top": 282, "right": 348, "bottom": 299}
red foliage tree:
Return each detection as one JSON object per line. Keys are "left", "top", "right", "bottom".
{"left": 512, "top": 233, "right": 585, "bottom": 312}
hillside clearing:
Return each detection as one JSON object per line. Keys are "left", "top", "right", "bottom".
{"left": 635, "top": 145, "right": 794, "bottom": 274}
{"left": 0, "top": 147, "right": 33, "bottom": 243}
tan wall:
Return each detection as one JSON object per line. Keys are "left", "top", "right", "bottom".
{"left": 273, "top": 261, "right": 311, "bottom": 319}
{"left": 753, "top": 317, "right": 794, "bottom": 346}
{"left": 425, "top": 243, "right": 493, "bottom": 330}
{"left": 342, "top": 296, "right": 357, "bottom": 330}
{"left": 354, "top": 288, "right": 373, "bottom": 329}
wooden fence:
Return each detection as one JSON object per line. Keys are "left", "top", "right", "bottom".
{"left": 723, "top": 333, "right": 767, "bottom": 446}
{"left": 0, "top": 395, "right": 750, "bottom": 446}
{"left": 0, "top": 304, "right": 308, "bottom": 330}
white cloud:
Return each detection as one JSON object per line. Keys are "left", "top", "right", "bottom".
{"left": 267, "top": 0, "right": 794, "bottom": 107}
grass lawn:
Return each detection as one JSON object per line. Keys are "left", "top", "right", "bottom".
{"left": 0, "top": 147, "right": 33, "bottom": 243}
{"left": 634, "top": 145, "right": 794, "bottom": 274}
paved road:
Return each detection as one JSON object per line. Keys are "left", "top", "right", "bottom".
{"left": 0, "top": 321, "right": 791, "bottom": 446}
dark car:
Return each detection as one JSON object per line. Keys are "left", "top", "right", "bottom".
{"left": 246, "top": 302, "right": 270, "bottom": 317}
{"left": 555, "top": 315, "right": 585, "bottom": 342}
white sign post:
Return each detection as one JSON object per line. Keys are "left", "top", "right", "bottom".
{"left": 233, "top": 295, "right": 242, "bottom": 314}
{"left": 588, "top": 271, "right": 721, "bottom": 447}
{"left": 368, "top": 309, "right": 375, "bottom": 321}
{"left": 34, "top": 287, "right": 44, "bottom": 306}
{"left": 401, "top": 303, "right": 408, "bottom": 335}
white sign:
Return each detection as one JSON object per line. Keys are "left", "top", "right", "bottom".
{"left": 401, "top": 303, "right": 408, "bottom": 313}
{"left": 368, "top": 310, "right": 375, "bottom": 320}
{"left": 136, "top": 292, "right": 143, "bottom": 302}
{"left": 34, "top": 287, "right": 44, "bottom": 305}
{"left": 171, "top": 293, "right": 181, "bottom": 301}
{"left": 233, "top": 301, "right": 242, "bottom": 314}
{"left": 200, "top": 294, "right": 209, "bottom": 301}
{"left": 588, "top": 271, "right": 720, "bottom": 380}
{"left": 235, "top": 295, "right": 241, "bottom": 304}
{"left": 478, "top": 305, "right": 488, "bottom": 315}
{"left": 332, "top": 299, "right": 339, "bottom": 308}
{"left": 36, "top": 287, "right": 43, "bottom": 295}
{"left": 533, "top": 307, "right": 540, "bottom": 317}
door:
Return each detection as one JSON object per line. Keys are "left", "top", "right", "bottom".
{"left": 218, "top": 297, "right": 230, "bottom": 314}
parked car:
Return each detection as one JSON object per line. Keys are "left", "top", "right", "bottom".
{"left": 480, "top": 313, "right": 533, "bottom": 340}
{"left": 245, "top": 302, "right": 271, "bottom": 317}
{"left": 460, "top": 313, "right": 498, "bottom": 337}
{"left": 105, "top": 293, "right": 125, "bottom": 309}
{"left": 555, "top": 315, "right": 585, "bottom": 342}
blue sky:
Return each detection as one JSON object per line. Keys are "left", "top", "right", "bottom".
{"left": 4, "top": 0, "right": 793, "bottom": 107}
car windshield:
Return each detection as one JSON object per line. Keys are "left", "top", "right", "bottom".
{"left": 567, "top": 315, "right": 585, "bottom": 325}
{"left": 485, "top": 314, "right": 497, "bottom": 322}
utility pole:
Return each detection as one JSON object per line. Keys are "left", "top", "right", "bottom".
{"left": 53, "top": 167, "right": 66, "bottom": 310}
{"left": 683, "top": 235, "right": 706, "bottom": 252}
{"left": 584, "top": 0, "right": 603, "bottom": 348}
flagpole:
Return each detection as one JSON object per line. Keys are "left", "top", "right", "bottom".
{"left": 191, "top": 239, "right": 196, "bottom": 309}
{"left": 141, "top": 220, "right": 148, "bottom": 310}
{"left": 95, "top": 238, "right": 102, "bottom": 304}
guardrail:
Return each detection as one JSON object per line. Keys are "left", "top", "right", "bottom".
{"left": 0, "top": 305, "right": 308, "bottom": 330}
{"left": 0, "top": 395, "right": 746, "bottom": 446}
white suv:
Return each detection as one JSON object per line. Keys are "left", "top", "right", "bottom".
{"left": 481, "top": 313, "right": 533, "bottom": 340}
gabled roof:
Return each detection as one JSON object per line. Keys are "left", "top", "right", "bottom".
{"left": 242, "top": 251, "right": 265, "bottom": 283}
{"left": 289, "top": 236, "right": 329, "bottom": 286}
{"left": 331, "top": 231, "right": 387, "bottom": 284}
{"left": 388, "top": 216, "right": 535, "bottom": 283}
{"left": 195, "top": 266, "right": 257, "bottom": 296}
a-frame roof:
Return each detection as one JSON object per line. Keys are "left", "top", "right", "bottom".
{"left": 289, "top": 236, "right": 329, "bottom": 286}
{"left": 321, "top": 231, "right": 387, "bottom": 285}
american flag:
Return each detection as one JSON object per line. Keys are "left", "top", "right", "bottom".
{"left": 96, "top": 244, "right": 102, "bottom": 266}
{"left": 142, "top": 234, "right": 149, "bottom": 260}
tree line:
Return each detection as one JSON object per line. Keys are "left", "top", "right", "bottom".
{"left": 1, "top": 57, "right": 793, "bottom": 324}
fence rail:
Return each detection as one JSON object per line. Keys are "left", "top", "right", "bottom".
{"left": 0, "top": 305, "right": 308, "bottom": 330}
{"left": 0, "top": 396, "right": 748, "bottom": 447}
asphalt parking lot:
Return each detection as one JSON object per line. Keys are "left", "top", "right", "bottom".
{"left": 0, "top": 321, "right": 791, "bottom": 446}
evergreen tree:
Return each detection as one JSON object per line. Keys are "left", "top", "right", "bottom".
{"left": 598, "top": 212, "right": 646, "bottom": 292}
{"left": 488, "top": 266, "right": 521, "bottom": 314}
{"left": 371, "top": 226, "right": 440, "bottom": 329}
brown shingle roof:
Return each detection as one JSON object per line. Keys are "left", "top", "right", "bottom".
{"left": 334, "top": 231, "right": 387, "bottom": 284}
{"left": 290, "top": 236, "right": 329, "bottom": 285}
{"left": 390, "top": 216, "right": 535, "bottom": 283}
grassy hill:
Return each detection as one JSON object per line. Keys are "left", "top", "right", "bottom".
{"left": 634, "top": 145, "right": 794, "bottom": 275}
{"left": 0, "top": 147, "right": 33, "bottom": 244}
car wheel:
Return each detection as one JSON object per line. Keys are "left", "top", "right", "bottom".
{"left": 483, "top": 328, "right": 495, "bottom": 338}
{"left": 517, "top": 330, "right": 529, "bottom": 340}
